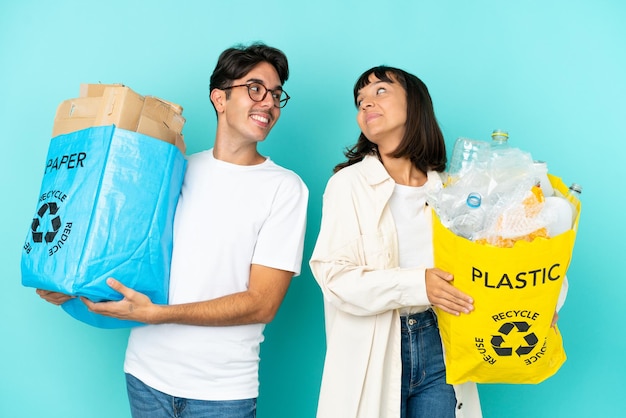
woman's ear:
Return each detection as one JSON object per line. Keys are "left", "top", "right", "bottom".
{"left": 210, "top": 88, "right": 226, "bottom": 113}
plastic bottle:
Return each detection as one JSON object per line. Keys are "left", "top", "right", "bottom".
{"left": 489, "top": 130, "right": 510, "bottom": 166}
{"left": 533, "top": 160, "right": 554, "bottom": 197}
{"left": 567, "top": 183, "right": 582, "bottom": 226}
{"left": 540, "top": 182, "right": 582, "bottom": 236}
{"left": 541, "top": 197, "right": 574, "bottom": 237}
{"left": 491, "top": 129, "right": 510, "bottom": 150}
{"left": 451, "top": 192, "right": 486, "bottom": 241}
{"left": 568, "top": 183, "right": 583, "bottom": 199}
{"left": 448, "top": 137, "right": 490, "bottom": 181}
{"left": 488, "top": 129, "right": 535, "bottom": 189}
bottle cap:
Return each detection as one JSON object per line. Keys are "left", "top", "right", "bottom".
{"left": 569, "top": 183, "right": 583, "bottom": 194}
{"left": 466, "top": 192, "right": 482, "bottom": 208}
{"left": 491, "top": 129, "right": 509, "bottom": 140}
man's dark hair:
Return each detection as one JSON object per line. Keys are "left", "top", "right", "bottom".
{"left": 209, "top": 42, "right": 289, "bottom": 92}
{"left": 334, "top": 66, "right": 446, "bottom": 174}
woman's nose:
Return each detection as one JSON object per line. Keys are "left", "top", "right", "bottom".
{"left": 359, "top": 98, "right": 374, "bottom": 110}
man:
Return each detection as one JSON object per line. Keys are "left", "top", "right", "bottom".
{"left": 37, "top": 43, "right": 308, "bottom": 418}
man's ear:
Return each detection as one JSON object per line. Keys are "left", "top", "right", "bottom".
{"left": 210, "top": 88, "right": 226, "bottom": 113}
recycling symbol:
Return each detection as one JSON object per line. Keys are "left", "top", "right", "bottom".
{"left": 491, "top": 321, "right": 538, "bottom": 357}
{"left": 31, "top": 202, "right": 62, "bottom": 243}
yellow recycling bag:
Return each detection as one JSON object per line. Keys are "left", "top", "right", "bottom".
{"left": 433, "top": 174, "right": 580, "bottom": 384}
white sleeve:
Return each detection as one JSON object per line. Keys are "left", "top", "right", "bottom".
{"left": 310, "top": 175, "right": 430, "bottom": 316}
{"left": 251, "top": 173, "right": 308, "bottom": 276}
{"left": 556, "top": 275, "right": 568, "bottom": 312}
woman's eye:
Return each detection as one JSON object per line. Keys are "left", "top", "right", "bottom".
{"left": 376, "top": 87, "right": 386, "bottom": 95}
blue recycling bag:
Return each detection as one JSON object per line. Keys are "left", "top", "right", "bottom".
{"left": 21, "top": 125, "right": 186, "bottom": 328}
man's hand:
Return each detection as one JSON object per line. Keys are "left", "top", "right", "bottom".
{"left": 425, "top": 268, "right": 474, "bottom": 315}
{"left": 82, "top": 278, "right": 159, "bottom": 324}
{"left": 36, "top": 289, "right": 74, "bottom": 305}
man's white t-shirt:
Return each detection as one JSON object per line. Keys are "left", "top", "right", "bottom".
{"left": 124, "top": 149, "right": 308, "bottom": 401}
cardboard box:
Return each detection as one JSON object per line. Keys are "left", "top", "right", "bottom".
{"left": 137, "top": 116, "right": 186, "bottom": 154}
{"left": 96, "top": 86, "right": 145, "bottom": 128}
{"left": 136, "top": 96, "right": 186, "bottom": 153}
{"left": 52, "top": 97, "right": 101, "bottom": 136}
{"left": 79, "top": 83, "right": 124, "bottom": 98}
{"left": 52, "top": 84, "right": 187, "bottom": 154}
{"left": 140, "top": 96, "right": 185, "bottom": 134}
{"left": 145, "top": 95, "right": 183, "bottom": 115}
{"left": 53, "top": 85, "right": 144, "bottom": 137}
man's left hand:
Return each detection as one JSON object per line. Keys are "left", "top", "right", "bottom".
{"left": 82, "top": 278, "right": 158, "bottom": 323}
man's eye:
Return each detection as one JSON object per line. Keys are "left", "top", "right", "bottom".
{"left": 271, "top": 91, "right": 281, "bottom": 99}
{"left": 376, "top": 87, "right": 386, "bottom": 95}
{"left": 249, "top": 84, "right": 261, "bottom": 93}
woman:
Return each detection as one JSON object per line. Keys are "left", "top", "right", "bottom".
{"left": 310, "top": 66, "right": 482, "bottom": 418}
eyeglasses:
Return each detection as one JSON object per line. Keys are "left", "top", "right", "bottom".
{"left": 223, "top": 82, "right": 290, "bottom": 108}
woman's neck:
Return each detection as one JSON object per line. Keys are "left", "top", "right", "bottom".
{"left": 380, "top": 154, "right": 427, "bottom": 186}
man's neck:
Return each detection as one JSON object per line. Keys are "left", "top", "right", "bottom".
{"left": 212, "top": 139, "right": 266, "bottom": 166}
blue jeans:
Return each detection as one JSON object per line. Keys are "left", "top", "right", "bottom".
{"left": 125, "top": 373, "right": 257, "bottom": 418}
{"left": 400, "top": 310, "right": 456, "bottom": 418}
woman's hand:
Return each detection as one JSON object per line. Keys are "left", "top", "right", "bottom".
{"left": 425, "top": 268, "right": 474, "bottom": 315}
{"left": 551, "top": 311, "right": 559, "bottom": 328}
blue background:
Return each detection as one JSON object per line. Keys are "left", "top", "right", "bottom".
{"left": 1, "top": 1, "right": 624, "bottom": 417}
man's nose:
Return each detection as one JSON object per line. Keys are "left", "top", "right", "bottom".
{"left": 260, "top": 91, "right": 275, "bottom": 107}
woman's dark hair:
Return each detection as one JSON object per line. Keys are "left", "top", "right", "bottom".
{"left": 209, "top": 42, "right": 289, "bottom": 110}
{"left": 334, "top": 66, "right": 447, "bottom": 174}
